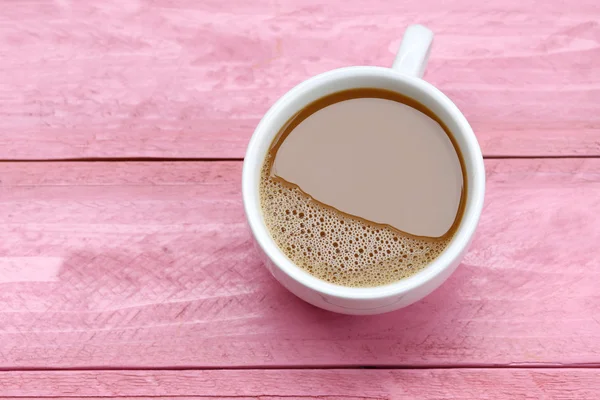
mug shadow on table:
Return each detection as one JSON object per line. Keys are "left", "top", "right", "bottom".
{"left": 52, "top": 241, "right": 473, "bottom": 325}
{"left": 29, "top": 240, "right": 480, "bottom": 367}
{"left": 257, "top": 257, "right": 479, "bottom": 343}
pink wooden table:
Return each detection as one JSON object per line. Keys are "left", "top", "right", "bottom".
{"left": 1, "top": 1, "right": 599, "bottom": 398}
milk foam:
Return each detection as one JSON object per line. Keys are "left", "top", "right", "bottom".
{"left": 260, "top": 157, "right": 451, "bottom": 287}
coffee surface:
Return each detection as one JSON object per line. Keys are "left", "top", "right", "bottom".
{"left": 260, "top": 89, "right": 466, "bottom": 287}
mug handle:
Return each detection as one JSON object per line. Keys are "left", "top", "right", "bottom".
{"left": 391, "top": 24, "right": 434, "bottom": 79}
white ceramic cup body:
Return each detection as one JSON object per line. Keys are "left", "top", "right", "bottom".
{"left": 242, "top": 26, "right": 485, "bottom": 315}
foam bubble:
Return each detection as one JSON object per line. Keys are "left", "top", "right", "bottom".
{"left": 259, "top": 156, "right": 452, "bottom": 287}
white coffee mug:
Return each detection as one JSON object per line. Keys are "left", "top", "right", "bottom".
{"left": 242, "top": 25, "right": 485, "bottom": 315}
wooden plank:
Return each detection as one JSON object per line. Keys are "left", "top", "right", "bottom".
{"left": 0, "top": 369, "right": 599, "bottom": 399}
{"left": 0, "top": 1, "right": 599, "bottom": 159}
{"left": 0, "top": 159, "right": 599, "bottom": 368}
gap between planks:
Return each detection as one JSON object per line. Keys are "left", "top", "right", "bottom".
{"left": 2, "top": 364, "right": 600, "bottom": 373}
{"left": 2, "top": 155, "right": 600, "bottom": 163}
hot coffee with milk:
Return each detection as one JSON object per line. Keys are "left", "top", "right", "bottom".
{"left": 260, "top": 88, "right": 466, "bottom": 287}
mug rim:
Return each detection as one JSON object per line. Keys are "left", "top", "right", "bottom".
{"left": 242, "top": 66, "right": 485, "bottom": 301}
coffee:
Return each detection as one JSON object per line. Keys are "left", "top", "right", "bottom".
{"left": 260, "top": 88, "right": 466, "bottom": 287}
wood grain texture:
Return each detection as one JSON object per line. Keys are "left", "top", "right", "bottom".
{"left": 1, "top": 1, "right": 599, "bottom": 159}
{"left": 0, "top": 369, "right": 599, "bottom": 399}
{"left": 1, "top": 159, "right": 599, "bottom": 368}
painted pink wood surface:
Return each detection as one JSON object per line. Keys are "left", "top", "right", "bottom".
{"left": 1, "top": 159, "right": 599, "bottom": 368}
{"left": 0, "top": 369, "right": 598, "bottom": 399}
{"left": 1, "top": 1, "right": 599, "bottom": 159}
